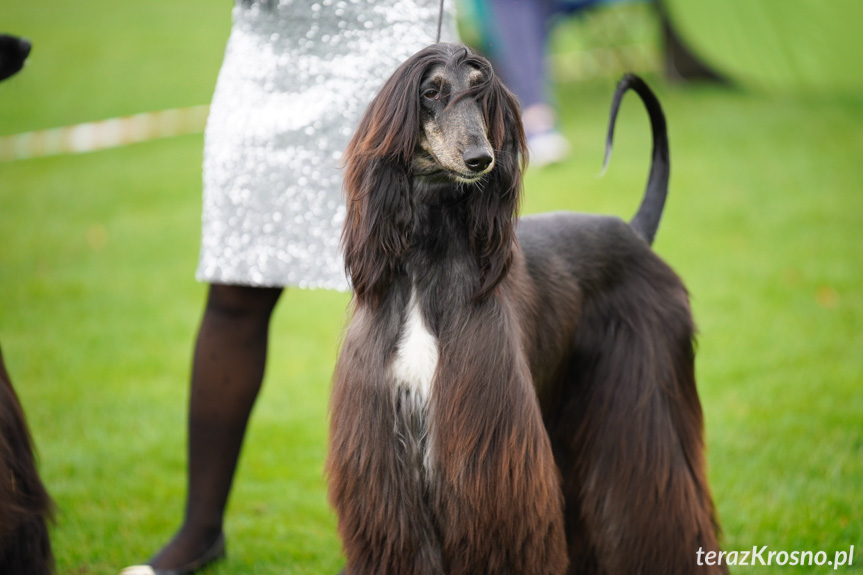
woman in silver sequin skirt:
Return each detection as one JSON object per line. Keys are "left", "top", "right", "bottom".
{"left": 121, "top": 1, "right": 457, "bottom": 573}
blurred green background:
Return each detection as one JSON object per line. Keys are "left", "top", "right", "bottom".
{"left": 1, "top": 1, "right": 861, "bottom": 573}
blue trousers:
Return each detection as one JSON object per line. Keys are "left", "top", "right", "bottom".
{"left": 477, "top": 0, "right": 557, "bottom": 110}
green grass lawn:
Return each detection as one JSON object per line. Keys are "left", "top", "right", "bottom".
{"left": 1, "top": 1, "right": 862, "bottom": 574}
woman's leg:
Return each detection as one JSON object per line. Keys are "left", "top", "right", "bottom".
{"left": 481, "top": 0, "right": 570, "bottom": 166}
{"left": 148, "top": 283, "right": 283, "bottom": 569}
{"left": 482, "top": 0, "right": 557, "bottom": 111}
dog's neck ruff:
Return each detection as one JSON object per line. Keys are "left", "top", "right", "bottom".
{"left": 411, "top": 173, "right": 484, "bottom": 207}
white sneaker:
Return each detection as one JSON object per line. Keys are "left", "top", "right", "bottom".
{"left": 119, "top": 567, "right": 157, "bottom": 575}
{"left": 527, "top": 130, "right": 571, "bottom": 168}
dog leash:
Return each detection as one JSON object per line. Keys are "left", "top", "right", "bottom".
{"left": 435, "top": 0, "right": 445, "bottom": 43}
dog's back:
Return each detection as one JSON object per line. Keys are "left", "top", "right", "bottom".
{"left": 516, "top": 211, "right": 725, "bottom": 574}
{"left": 513, "top": 78, "right": 726, "bottom": 571}
{"left": 512, "top": 77, "right": 725, "bottom": 573}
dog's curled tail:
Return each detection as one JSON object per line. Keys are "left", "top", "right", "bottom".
{"left": 602, "top": 73, "right": 669, "bottom": 246}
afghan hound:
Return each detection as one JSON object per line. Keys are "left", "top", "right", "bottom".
{"left": 326, "top": 43, "right": 725, "bottom": 575}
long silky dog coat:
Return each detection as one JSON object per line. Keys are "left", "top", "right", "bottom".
{"left": 327, "top": 44, "right": 724, "bottom": 575}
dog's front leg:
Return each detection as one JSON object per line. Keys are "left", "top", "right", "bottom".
{"left": 327, "top": 323, "right": 443, "bottom": 575}
{"left": 429, "top": 303, "right": 569, "bottom": 575}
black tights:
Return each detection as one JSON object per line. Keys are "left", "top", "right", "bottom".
{"left": 149, "top": 284, "right": 282, "bottom": 569}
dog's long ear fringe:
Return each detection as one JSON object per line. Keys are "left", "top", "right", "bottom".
{"left": 342, "top": 153, "right": 412, "bottom": 307}
{"left": 470, "top": 66, "right": 527, "bottom": 302}
{"left": 342, "top": 54, "right": 428, "bottom": 306}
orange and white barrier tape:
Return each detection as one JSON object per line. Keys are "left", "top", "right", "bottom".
{"left": 0, "top": 105, "right": 210, "bottom": 162}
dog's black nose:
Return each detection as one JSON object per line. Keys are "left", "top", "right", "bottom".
{"left": 463, "top": 147, "right": 493, "bottom": 173}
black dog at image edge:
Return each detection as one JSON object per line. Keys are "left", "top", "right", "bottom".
{"left": 0, "top": 33, "right": 55, "bottom": 575}
{"left": 0, "top": 34, "right": 32, "bottom": 81}
{"left": 327, "top": 43, "right": 726, "bottom": 574}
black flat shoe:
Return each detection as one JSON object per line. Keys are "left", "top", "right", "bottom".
{"left": 119, "top": 533, "right": 226, "bottom": 575}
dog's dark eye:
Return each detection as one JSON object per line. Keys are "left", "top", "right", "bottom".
{"left": 422, "top": 88, "right": 441, "bottom": 101}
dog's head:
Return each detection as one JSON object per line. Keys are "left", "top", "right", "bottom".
{"left": 343, "top": 43, "right": 526, "bottom": 306}
{"left": 0, "top": 34, "right": 32, "bottom": 82}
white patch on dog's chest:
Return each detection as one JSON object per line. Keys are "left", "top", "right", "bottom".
{"left": 390, "top": 289, "right": 439, "bottom": 478}
{"left": 390, "top": 290, "right": 439, "bottom": 402}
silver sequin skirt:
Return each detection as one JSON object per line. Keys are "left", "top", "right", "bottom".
{"left": 197, "top": 0, "right": 458, "bottom": 290}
